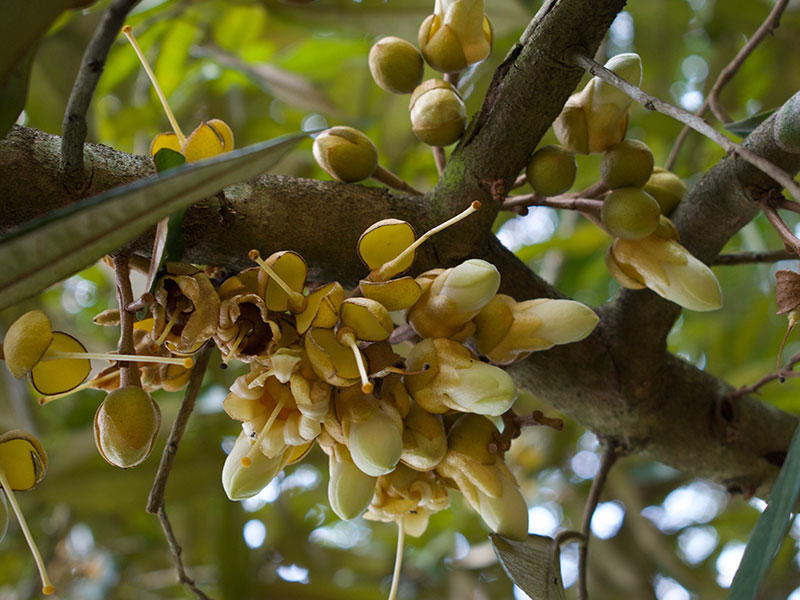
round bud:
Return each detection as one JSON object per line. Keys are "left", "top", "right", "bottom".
{"left": 600, "top": 139, "right": 654, "bottom": 189}
{"left": 601, "top": 187, "right": 660, "bottom": 240}
{"left": 368, "top": 37, "right": 424, "bottom": 95}
{"left": 643, "top": 167, "right": 687, "bottom": 215}
{"left": 409, "top": 79, "right": 467, "bottom": 147}
{"left": 525, "top": 145, "right": 577, "bottom": 196}
{"left": 312, "top": 126, "right": 378, "bottom": 182}
{"left": 94, "top": 386, "right": 161, "bottom": 468}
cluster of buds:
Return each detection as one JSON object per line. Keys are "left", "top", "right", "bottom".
{"left": 529, "top": 52, "right": 721, "bottom": 312}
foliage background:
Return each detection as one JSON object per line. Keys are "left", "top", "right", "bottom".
{"left": 2, "top": 0, "right": 800, "bottom": 598}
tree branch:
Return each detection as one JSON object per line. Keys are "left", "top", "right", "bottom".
{"left": 61, "top": 0, "right": 141, "bottom": 189}
{"left": 666, "top": 0, "right": 790, "bottom": 169}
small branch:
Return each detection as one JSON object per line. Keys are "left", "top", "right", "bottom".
{"left": 432, "top": 146, "right": 446, "bottom": 175}
{"left": 666, "top": 0, "right": 789, "bottom": 168}
{"left": 578, "top": 443, "right": 619, "bottom": 600}
{"left": 147, "top": 343, "right": 213, "bottom": 599}
{"left": 512, "top": 173, "right": 527, "bottom": 189}
{"left": 489, "top": 409, "right": 564, "bottom": 454}
{"left": 156, "top": 506, "right": 214, "bottom": 600}
{"left": 371, "top": 165, "right": 423, "bottom": 196}
{"left": 713, "top": 249, "right": 796, "bottom": 266}
{"left": 61, "top": 0, "right": 141, "bottom": 188}
{"left": 502, "top": 193, "right": 603, "bottom": 222}
{"left": 147, "top": 342, "right": 213, "bottom": 514}
{"left": 569, "top": 50, "right": 800, "bottom": 204}
{"left": 113, "top": 254, "right": 139, "bottom": 388}
{"left": 755, "top": 192, "right": 800, "bottom": 256}
{"left": 730, "top": 350, "right": 800, "bottom": 399}
{"left": 126, "top": 292, "right": 154, "bottom": 312}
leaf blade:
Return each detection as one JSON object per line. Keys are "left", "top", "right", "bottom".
{"left": 0, "top": 132, "right": 308, "bottom": 310}
{"left": 492, "top": 534, "right": 567, "bottom": 600}
{"left": 728, "top": 424, "right": 800, "bottom": 599}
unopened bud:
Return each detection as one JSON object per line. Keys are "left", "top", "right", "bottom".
{"left": 409, "top": 79, "right": 467, "bottom": 147}
{"left": 222, "top": 432, "right": 289, "bottom": 500}
{"left": 643, "top": 167, "right": 687, "bottom": 215}
{"left": 369, "top": 37, "right": 424, "bottom": 94}
{"left": 313, "top": 126, "right": 378, "bottom": 182}
{"left": 328, "top": 446, "right": 377, "bottom": 520}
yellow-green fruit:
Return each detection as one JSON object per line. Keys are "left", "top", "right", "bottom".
{"left": 312, "top": 126, "right": 378, "bottom": 182}
{"left": 369, "top": 37, "right": 424, "bottom": 94}
{"left": 94, "top": 386, "right": 161, "bottom": 469}
{"left": 525, "top": 145, "right": 577, "bottom": 196}
{"left": 409, "top": 79, "right": 467, "bottom": 147}
{"left": 600, "top": 139, "right": 654, "bottom": 189}
{"left": 602, "top": 188, "right": 660, "bottom": 240}
{"left": 643, "top": 167, "right": 687, "bottom": 215}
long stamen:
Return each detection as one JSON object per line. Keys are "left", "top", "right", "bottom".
{"left": 38, "top": 369, "right": 121, "bottom": 406}
{"left": 375, "top": 201, "right": 481, "bottom": 281}
{"left": 241, "top": 397, "right": 286, "bottom": 467}
{"left": 387, "top": 517, "right": 405, "bottom": 600}
{"left": 224, "top": 324, "right": 252, "bottom": 365}
{"left": 41, "top": 351, "right": 193, "bottom": 369}
{"left": 0, "top": 470, "right": 54, "bottom": 595}
{"left": 248, "top": 250, "right": 307, "bottom": 311}
{"left": 339, "top": 330, "right": 373, "bottom": 394}
{"left": 153, "top": 308, "right": 182, "bottom": 346}
{"left": 121, "top": 25, "right": 186, "bottom": 145}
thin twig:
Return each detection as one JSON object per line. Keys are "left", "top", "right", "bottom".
{"left": 113, "top": 254, "right": 139, "bottom": 388}
{"left": 731, "top": 350, "right": 800, "bottom": 399}
{"left": 569, "top": 50, "right": 800, "bottom": 204}
{"left": 61, "top": 0, "right": 141, "bottom": 188}
{"left": 371, "top": 165, "right": 424, "bottom": 195}
{"left": 157, "top": 505, "right": 214, "bottom": 600}
{"left": 756, "top": 194, "right": 800, "bottom": 256}
{"left": 578, "top": 443, "right": 619, "bottom": 600}
{"left": 512, "top": 173, "right": 527, "bottom": 189}
{"left": 713, "top": 249, "right": 796, "bottom": 266}
{"left": 147, "top": 342, "right": 213, "bottom": 599}
{"left": 489, "top": 410, "right": 564, "bottom": 454}
{"left": 432, "top": 146, "right": 446, "bottom": 175}
{"left": 147, "top": 342, "right": 213, "bottom": 513}
{"left": 666, "top": 0, "right": 789, "bottom": 169}
{"left": 502, "top": 194, "right": 603, "bottom": 217}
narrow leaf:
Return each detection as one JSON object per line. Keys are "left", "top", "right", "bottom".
{"left": 492, "top": 534, "right": 567, "bottom": 600}
{"left": 0, "top": 132, "right": 308, "bottom": 310}
{"left": 724, "top": 109, "right": 776, "bottom": 139}
{"left": 0, "top": 0, "right": 84, "bottom": 87}
{"left": 728, "top": 425, "right": 800, "bottom": 599}
{"left": 146, "top": 148, "right": 188, "bottom": 290}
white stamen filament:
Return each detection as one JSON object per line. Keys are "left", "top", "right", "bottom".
{"left": 241, "top": 397, "right": 286, "bottom": 468}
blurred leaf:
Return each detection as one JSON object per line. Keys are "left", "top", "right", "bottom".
{"left": 0, "top": 490, "right": 7, "bottom": 544}
{"left": 0, "top": 0, "right": 85, "bottom": 87}
{"left": 728, "top": 425, "right": 800, "bottom": 599}
{"left": 0, "top": 132, "right": 308, "bottom": 310}
{"left": 154, "top": 18, "right": 198, "bottom": 98}
{"left": 492, "top": 534, "right": 567, "bottom": 600}
{"left": 196, "top": 45, "right": 345, "bottom": 117}
{"left": 0, "top": 46, "right": 35, "bottom": 138}
{"left": 724, "top": 109, "right": 776, "bottom": 139}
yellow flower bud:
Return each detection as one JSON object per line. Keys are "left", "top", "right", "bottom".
{"left": 222, "top": 432, "right": 290, "bottom": 500}
{"left": 94, "top": 386, "right": 161, "bottom": 469}
{"left": 409, "top": 79, "right": 467, "bottom": 146}
{"left": 327, "top": 444, "right": 377, "bottom": 520}
{"left": 312, "top": 126, "right": 378, "bottom": 182}
{"left": 418, "top": 0, "right": 492, "bottom": 73}
{"left": 369, "top": 36, "right": 424, "bottom": 94}
{"left": 405, "top": 338, "right": 517, "bottom": 415}
{"left": 643, "top": 167, "right": 687, "bottom": 215}
{"left": 607, "top": 219, "right": 723, "bottom": 311}
{"left": 408, "top": 258, "right": 500, "bottom": 339}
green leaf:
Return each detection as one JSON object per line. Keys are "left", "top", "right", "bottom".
{"left": 0, "top": 0, "right": 84, "bottom": 87}
{"left": 0, "top": 47, "right": 35, "bottom": 138}
{"left": 491, "top": 534, "right": 567, "bottom": 600}
{"left": 0, "top": 132, "right": 309, "bottom": 311}
{"left": 728, "top": 425, "right": 800, "bottom": 599}
{"left": 153, "top": 147, "right": 186, "bottom": 172}
{"left": 724, "top": 109, "right": 776, "bottom": 139}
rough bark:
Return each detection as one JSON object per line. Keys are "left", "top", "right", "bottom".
{"left": 1, "top": 0, "right": 798, "bottom": 499}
